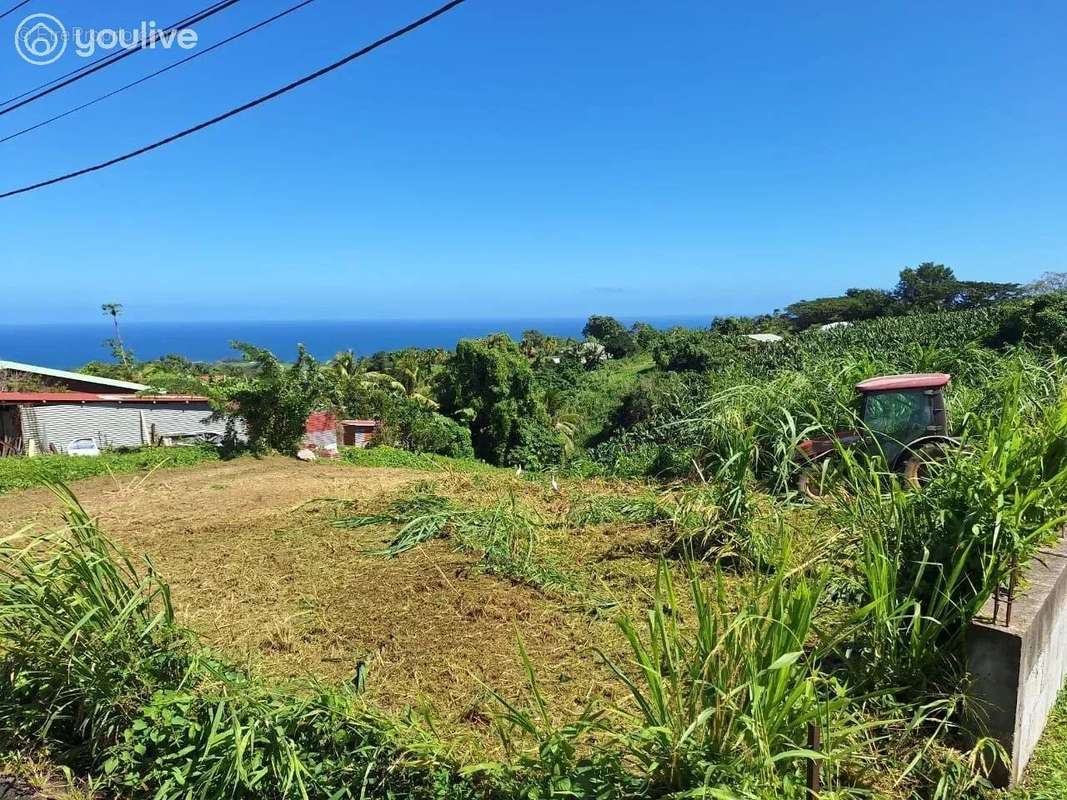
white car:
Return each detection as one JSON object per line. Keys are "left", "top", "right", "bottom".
{"left": 67, "top": 437, "right": 101, "bottom": 457}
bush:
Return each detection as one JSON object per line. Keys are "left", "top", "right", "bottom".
{"left": 504, "top": 419, "right": 565, "bottom": 471}
{"left": 219, "top": 343, "right": 329, "bottom": 454}
{"left": 369, "top": 395, "right": 475, "bottom": 459}
{"left": 652, "top": 329, "right": 735, "bottom": 373}
{"left": 437, "top": 335, "right": 549, "bottom": 465}
{"left": 399, "top": 408, "right": 475, "bottom": 458}
{"left": 989, "top": 291, "right": 1067, "bottom": 352}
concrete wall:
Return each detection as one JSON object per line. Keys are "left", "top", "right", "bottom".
{"left": 18, "top": 402, "right": 228, "bottom": 453}
{"left": 967, "top": 535, "right": 1067, "bottom": 786}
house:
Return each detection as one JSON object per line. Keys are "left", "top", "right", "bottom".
{"left": 0, "top": 392, "right": 229, "bottom": 456}
{"left": 0, "top": 360, "right": 228, "bottom": 455}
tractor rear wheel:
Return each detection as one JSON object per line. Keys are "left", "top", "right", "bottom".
{"left": 901, "top": 442, "right": 948, "bottom": 488}
{"left": 797, "top": 461, "right": 832, "bottom": 501}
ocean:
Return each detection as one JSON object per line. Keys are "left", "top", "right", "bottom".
{"left": 0, "top": 317, "right": 710, "bottom": 369}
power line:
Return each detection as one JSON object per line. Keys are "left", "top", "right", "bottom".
{"left": 0, "top": 0, "right": 237, "bottom": 110}
{"left": 0, "top": 0, "right": 466, "bottom": 200}
{"left": 0, "top": 0, "right": 242, "bottom": 117}
{"left": 0, "top": 1, "right": 238, "bottom": 113}
{"left": 1, "top": 0, "right": 320, "bottom": 145}
{"left": 0, "top": 1, "right": 31, "bottom": 22}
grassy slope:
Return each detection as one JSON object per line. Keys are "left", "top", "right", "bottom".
{"left": 565, "top": 354, "right": 655, "bottom": 446}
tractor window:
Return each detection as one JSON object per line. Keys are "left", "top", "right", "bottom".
{"left": 862, "top": 390, "right": 931, "bottom": 463}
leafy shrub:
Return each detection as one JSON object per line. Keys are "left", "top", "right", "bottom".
{"left": 437, "top": 335, "right": 549, "bottom": 465}
{"left": 989, "top": 291, "right": 1067, "bottom": 352}
{"left": 504, "top": 419, "right": 565, "bottom": 471}
{"left": 372, "top": 397, "right": 475, "bottom": 459}
{"left": 652, "top": 329, "right": 734, "bottom": 372}
{"left": 218, "top": 343, "right": 328, "bottom": 454}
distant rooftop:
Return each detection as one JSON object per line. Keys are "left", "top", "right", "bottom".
{"left": 0, "top": 359, "right": 148, "bottom": 392}
{"left": 745, "top": 333, "right": 784, "bottom": 343}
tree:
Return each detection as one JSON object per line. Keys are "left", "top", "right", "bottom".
{"left": 219, "top": 343, "right": 327, "bottom": 453}
{"left": 894, "top": 263, "right": 1020, "bottom": 311}
{"left": 710, "top": 314, "right": 795, "bottom": 336}
{"left": 1026, "top": 272, "right": 1067, "bottom": 296}
{"left": 629, "top": 321, "right": 660, "bottom": 351}
{"left": 894, "top": 263, "right": 959, "bottom": 311}
{"left": 437, "top": 334, "right": 551, "bottom": 465}
{"left": 101, "top": 302, "right": 131, "bottom": 370}
{"left": 582, "top": 315, "right": 636, "bottom": 358}
{"left": 952, "top": 280, "right": 1021, "bottom": 308}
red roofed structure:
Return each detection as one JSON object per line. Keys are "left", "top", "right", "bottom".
{"left": 855, "top": 373, "right": 951, "bottom": 393}
{"left": 0, "top": 390, "right": 225, "bottom": 456}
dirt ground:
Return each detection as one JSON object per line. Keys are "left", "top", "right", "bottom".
{"left": 0, "top": 457, "right": 626, "bottom": 754}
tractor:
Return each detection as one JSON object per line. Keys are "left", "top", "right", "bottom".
{"left": 795, "top": 373, "right": 958, "bottom": 498}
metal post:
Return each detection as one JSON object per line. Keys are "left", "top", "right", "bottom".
{"left": 1006, "top": 556, "right": 1018, "bottom": 628}
{"left": 807, "top": 722, "right": 821, "bottom": 796}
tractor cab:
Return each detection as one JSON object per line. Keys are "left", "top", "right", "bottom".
{"left": 855, "top": 373, "right": 951, "bottom": 466}
{"left": 796, "top": 373, "right": 954, "bottom": 497}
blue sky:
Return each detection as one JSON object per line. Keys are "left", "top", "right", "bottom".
{"left": 1, "top": 0, "right": 1065, "bottom": 323}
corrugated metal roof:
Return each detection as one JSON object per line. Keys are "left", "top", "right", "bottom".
{"left": 0, "top": 392, "right": 210, "bottom": 404}
{"left": 340, "top": 419, "right": 380, "bottom": 427}
{"left": 855, "top": 373, "right": 951, "bottom": 392}
{"left": 745, "top": 333, "right": 784, "bottom": 342}
{"left": 0, "top": 359, "right": 148, "bottom": 391}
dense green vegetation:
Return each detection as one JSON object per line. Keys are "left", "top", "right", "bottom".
{"left": 76, "top": 265, "right": 1067, "bottom": 478}
{"left": 16, "top": 265, "right": 1064, "bottom": 795}
{"left": 4, "top": 377, "right": 1067, "bottom": 798}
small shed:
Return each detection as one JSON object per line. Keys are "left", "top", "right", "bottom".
{"left": 340, "top": 419, "right": 380, "bottom": 448}
{"left": 304, "top": 411, "right": 339, "bottom": 452}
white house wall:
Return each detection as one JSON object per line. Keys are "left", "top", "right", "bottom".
{"left": 18, "top": 403, "right": 229, "bottom": 453}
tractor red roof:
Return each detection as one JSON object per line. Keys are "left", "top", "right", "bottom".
{"left": 855, "top": 373, "right": 951, "bottom": 393}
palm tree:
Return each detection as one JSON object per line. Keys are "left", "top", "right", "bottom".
{"left": 101, "top": 302, "right": 130, "bottom": 369}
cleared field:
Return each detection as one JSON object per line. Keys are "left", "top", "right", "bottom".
{"left": 0, "top": 457, "right": 644, "bottom": 756}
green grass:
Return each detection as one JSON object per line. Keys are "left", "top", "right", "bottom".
{"left": 564, "top": 354, "right": 655, "bottom": 446}
{"left": 340, "top": 444, "right": 498, "bottom": 474}
{"left": 0, "top": 446, "right": 222, "bottom": 494}
{"left": 334, "top": 481, "right": 576, "bottom": 593}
